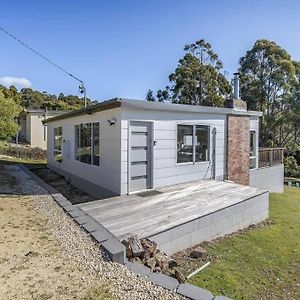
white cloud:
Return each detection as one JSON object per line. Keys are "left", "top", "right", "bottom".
{"left": 0, "top": 76, "right": 32, "bottom": 90}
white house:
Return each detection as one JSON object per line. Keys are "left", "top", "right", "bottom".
{"left": 44, "top": 98, "right": 284, "bottom": 198}
{"left": 19, "top": 108, "right": 68, "bottom": 149}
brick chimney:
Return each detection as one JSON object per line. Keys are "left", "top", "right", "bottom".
{"left": 226, "top": 73, "right": 250, "bottom": 185}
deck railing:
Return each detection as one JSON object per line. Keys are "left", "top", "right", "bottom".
{"left": 258, "top": 147, "right": 284, "bottom": 168}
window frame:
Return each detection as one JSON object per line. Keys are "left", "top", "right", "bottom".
{"left": 74, "top": 121, "right": 100, "bottom": 166}
{"left": 53, "top": 126, "right": 63, "bottom": 161}
{"left": 249, "top": 130, "right": 257, "bottom": 169}
{"left": 176, "top": 123, "right": 211, "bottom": 165}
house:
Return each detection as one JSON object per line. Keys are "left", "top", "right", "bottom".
{"left": 44, "top": 96, "right": 284, "bottom": 198}
{"left": 19, "top": 108, "right": 68, "bottom": 149}
{"left": 44, "top": 90, "right": 284, "bottom": 254}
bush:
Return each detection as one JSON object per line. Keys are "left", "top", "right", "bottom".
{"left": 0, "top": 142, "right": 47, "bottom": 161}
{"left": 284, "top": 156, "right": 300, "bottom": 178}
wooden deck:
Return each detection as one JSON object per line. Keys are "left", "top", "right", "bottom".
{"left": 77, "top": 180, "right": 265, "bottom": 241}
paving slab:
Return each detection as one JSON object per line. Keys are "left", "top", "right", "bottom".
{"left": 82, "top": 220, "right": 101, "bottom": 233}
{"left": 52, "top": 194, "right": 68, "bottom": 203}
{"left": 214, "top": 296, "right": 232, "bottom": 300}
{"left": 125, "top": 261, "right": 151, "bottom": 276}
{"left": 101, "top": 237, "right": 126, "bottom": 264}
{"left": 91, "top": 227, "right": 115, "bottom": 243}
{"left": 68, "top": 208, "right": 86, "bottom": 218}
{"left": 177, "top": 283, "right": 214, "bottom": 300}
{"left": 147, "top": 272, "right": 179, "bottom": 291}
{"left": 63, "top": 205, "right": 76, "bottom": 212}
{"left": 74, "top": 215, "right": 94, "bottom": 225}
{"left": 57, "top": 200, "right": 72, "bottom": 208}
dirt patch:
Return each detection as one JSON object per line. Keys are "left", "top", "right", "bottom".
{"left": 31, "top": 168, "right": 96, "bottom": 204}
{"left": 0, "top": 193, "right": 111, "bottom": 299}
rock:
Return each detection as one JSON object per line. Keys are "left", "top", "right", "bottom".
{"left": 155, "top": 252, "right": 169, "bottom": 272}
{"left": 174, "top": 268, "right": 186, "bottom": 283}
{"left": 168, "top": 259, "right": 178, "bottom": 268}
{"left": 154, "top": 266, "right": 162, "bottom": 273}
{"left": 189, "top": 246, "right": 207, "bottom": 259}
{"left": 141, "top": 238, "right": 157, "bottom": 259}
{"left": 145, "top": 257, "right": 156, "bottom": 271}
{"left": 127, "top": 235, "right": 144, "bottom": 257}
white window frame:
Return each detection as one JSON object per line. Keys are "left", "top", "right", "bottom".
{"left": 176, "top": 123, "right": 210, "bottom": 165}
{"left": 74, "top": 122, "right": 100, "bottom": 166}
{"left": 53, "top": 126, "right": 63, "bottom": 161}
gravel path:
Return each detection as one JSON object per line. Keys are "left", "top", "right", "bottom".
{"left": 2, "top": 164, "right": 183, "bottom": 300}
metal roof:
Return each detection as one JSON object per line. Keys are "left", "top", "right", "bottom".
{"left": 44, "top": 98, "right": 262, "bottom": 123}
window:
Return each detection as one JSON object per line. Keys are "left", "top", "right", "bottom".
{"left": 177, "top": 124, "right": 210, "bottom": 164}
{"left": 92, "top": 122, "right": 100, "bottom": 166}
{"left": 75, "top": 122, "right": 100, "bottom": 165}
{"left": 54, "top": 127, "right": 63, "bottom": 161}
{"left": 250, "top": 131, "right": 256, "bottom": 169}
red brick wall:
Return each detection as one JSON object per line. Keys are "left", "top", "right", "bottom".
{"left": 227, "top": 115, "right": 250, "bottom": 185}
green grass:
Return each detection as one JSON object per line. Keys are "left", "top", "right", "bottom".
{"left": 189, "top": 187, "right": 300, "bottom": 300}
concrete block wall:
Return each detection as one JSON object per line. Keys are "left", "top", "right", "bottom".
{"left": 149, "top": 192, "right": 269, "bottom": 255}
{"left": 227, "top": 114, "right": 250, "bottom": 185}
{"left": 250, "top": 164, "right": 284, "bottom": 193}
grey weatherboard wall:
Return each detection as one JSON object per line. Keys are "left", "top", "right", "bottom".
{"left": 249, "top": 164, "right": 284, "bottom": 193}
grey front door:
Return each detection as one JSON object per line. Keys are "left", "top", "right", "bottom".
{"left": 129, "top": 121, "right": 152, "bottom": 192}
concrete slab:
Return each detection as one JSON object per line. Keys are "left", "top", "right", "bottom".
{"left": 82, "top": 221, "right": 101, "bottom": 233}
{"left": 125, "top": 261, "right": 151, "bottom": 277}
{"left": 68, "top": 208, "right": 86, "bottom": 218}
{"left": 63, "top": 205, "right": 76, "bottom": 212}
{"left": 74, "top": 215, "right": 93, "bottom": 225}
{"left": 147, "top": 272, "right": 179, "bottom": 291}
{"left": 214, "top": 296, "right": 232, "bottom": 300}
{"left": 91, "top": 227, "right": 115, "bottom": 243}
{"left": 177, "top": 283, "right": 214, "bottom": 300}
{"left": 57, "top": 200, "right": 72, "bottom": 208}
{"left": 101, "top": 237, "right": 126, "bottom": 264}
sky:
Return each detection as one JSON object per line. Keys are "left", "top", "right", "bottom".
{"left": 0, "top": 0, "right": 300, "bottom": 101}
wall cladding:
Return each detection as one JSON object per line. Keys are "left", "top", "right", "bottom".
{"left": 250, "top": 164, "right": 284, "bottom": 193}
{"left": 227, "top": 115, "right": 250, "bottom": 185}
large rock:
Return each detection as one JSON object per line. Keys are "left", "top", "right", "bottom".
{"left": 189, "top": 246, "right": 207, "bottom": 259}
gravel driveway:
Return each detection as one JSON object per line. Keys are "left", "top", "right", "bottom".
{"left": 0, "top": 164, "right": 182, "bottom": 300}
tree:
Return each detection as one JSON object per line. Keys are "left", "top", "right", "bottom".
{"left": 168, "top": 39, "right": 231, "bottom": 106}
{"left": 146, "top": 90, "right": 155, "bottom": 101}
{"left": 239, "top": 39, "right": 297, "bottom": 147}
{"left": 0, "top": 91, "right": 21, "bottom": 140}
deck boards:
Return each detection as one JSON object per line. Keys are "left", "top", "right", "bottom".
{"left": 77, "top": 180, "right": 265, "bottom": 240}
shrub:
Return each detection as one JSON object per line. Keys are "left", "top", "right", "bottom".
{"left": 0, "top": 142, "right": 47, "bottom": 161}
{"left": 284, "top": 156, "right": 300, "bottom": 178}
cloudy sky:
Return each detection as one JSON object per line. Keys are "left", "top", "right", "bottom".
{"left": 1, "top": 0, "right": 300, "bottom": 101}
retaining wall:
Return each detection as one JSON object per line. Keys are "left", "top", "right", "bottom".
{"left": 149, "top": 191, "right": 269, "bottom": 255}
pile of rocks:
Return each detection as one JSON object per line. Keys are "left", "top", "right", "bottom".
{"left": 123, "top": 235, "right": 186, "bottom": 283}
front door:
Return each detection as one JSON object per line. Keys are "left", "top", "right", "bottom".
{"left": 129, "top": 121, "right": 152, "bottom": 192}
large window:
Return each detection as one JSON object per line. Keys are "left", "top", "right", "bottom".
{"left": 75, "top": 122, "right": 100, "bottom": 166}
{"left": 54, "top": 127, "right": 63, "bottom": 161}
{"left": 177, "top": 124, "right": 210, "bottom": 164}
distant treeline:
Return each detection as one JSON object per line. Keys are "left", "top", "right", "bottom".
{"left": 0, "top": 85, "right": 96, "bottom": 111}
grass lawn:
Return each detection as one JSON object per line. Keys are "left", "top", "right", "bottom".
{"left": 189, "top": 187, "right": 300, "bottom": 300}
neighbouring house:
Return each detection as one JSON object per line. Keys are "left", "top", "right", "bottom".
{"left": 44, "top": 84, "right": 284, "bottom": 255}
{"left": 19, "top": 108, "right": 69, "bottom": 150}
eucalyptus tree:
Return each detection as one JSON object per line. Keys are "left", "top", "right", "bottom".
{"left": 239, "top": 39, "right": 297, "bottom": 147}
{"left": 169, "top": 39, "right": 231, "bottom": 106}
{"left": 148, "top": 39, "right": 231, "bottom": 106}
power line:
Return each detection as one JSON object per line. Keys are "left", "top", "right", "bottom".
{"left": 0, "top": 25, "right": 87, "bottom": 107}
